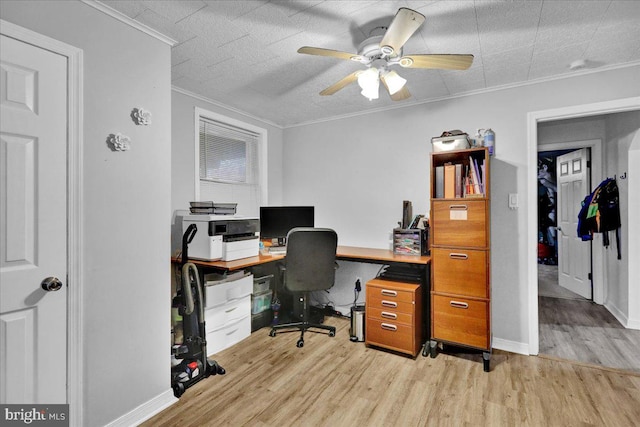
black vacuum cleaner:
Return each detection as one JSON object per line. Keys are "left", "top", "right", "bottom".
{"left": 171, "top": 223, "right": 225, "bottom": 398}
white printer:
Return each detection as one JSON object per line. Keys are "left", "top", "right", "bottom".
{"left": 182, "top": 214, "right": 260, "bottom": 261}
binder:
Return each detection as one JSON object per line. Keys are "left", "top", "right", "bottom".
{"left": 435, "top": 166, "right": 444, "bottom": 198}
{"left": 444, "top": 163, "right": 455, "bottom": 199}
{"left": 455, "top": 163, "right": 463, "bottom": 198}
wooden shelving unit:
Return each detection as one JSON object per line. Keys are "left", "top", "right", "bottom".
{"left": 427, "top": 147, "right": 492, "bottom": 371}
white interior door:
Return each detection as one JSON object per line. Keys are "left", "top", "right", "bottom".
{"left": 0, "top": 34, "right": 67, "bottom": 404}
{"left": 556, "top": 148, "right": 592, "bottom": 299}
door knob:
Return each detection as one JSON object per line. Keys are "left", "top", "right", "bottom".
{"left": 41, "top": 277, "right": 63, "bottom": 292}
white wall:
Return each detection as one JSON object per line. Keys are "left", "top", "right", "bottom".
{"left": 604, "top": 112, "right": 640, "bottom": 325}
{"left": 1, "top": 1, "right": 172, "bottom": 426}
{"left": 283, "top": 65, "right": 640, "bottom": 349}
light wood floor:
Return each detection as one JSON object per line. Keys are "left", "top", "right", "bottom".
{"left": 539, "top": 295, "right": 640, "bottom": 373}
{"left": 538, "top": 263, "right": 640, "bottom": 373}
{"left": 144, "top": 317, "right": 640, "bottom": 427}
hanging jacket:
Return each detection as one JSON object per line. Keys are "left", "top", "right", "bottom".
{"left": 577, "top": 178, "right": 621, "bottom": 259}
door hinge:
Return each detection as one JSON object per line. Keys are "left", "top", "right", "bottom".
{"left": 588, "top": 272, "right": 592, "bottom": 281}
{"left": 587, "top": 160, "right": 591, "bottom": 168}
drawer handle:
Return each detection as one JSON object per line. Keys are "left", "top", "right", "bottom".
{"left": 449, "top": 204, "right": 468, "bottom": 210}
{"left": 381, "top": 311, "right": 397, "bottom": 319}
{"left": 225, "top": 306, "right": 238, "bottom": 313}
{"left": 450, "top": 300, "right": 469, "bottom": 309}
{"left": 449, "top": 253, "right": 469, "bottom": 260}
{"left": 381, "top": 300, "right": 397, "bottom": 308}
{"left": 381, "top": 323, "right": 397, "bottom": 331}
{"left": 381, "top": 289, "right": 397, "bottom": 297}
{"left": 226, "top": 328, "right": 239, "bottom": 336}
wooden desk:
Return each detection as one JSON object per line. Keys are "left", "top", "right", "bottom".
{"left": 336, "top": 246, "right": 430, "bottom": 265}
{"left": 172, "top": 246, "right": 431, "bottom": 356}
{"left": 173, "top": 245, "right": 430, "bottom": 271}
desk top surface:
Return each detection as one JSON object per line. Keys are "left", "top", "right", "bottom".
{"left": 173, "top": 245, "right": 430, "bottom": 271}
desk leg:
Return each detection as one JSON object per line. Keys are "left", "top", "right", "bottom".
{"left": 422, "top": 264, "right": 431, "bottom": 358}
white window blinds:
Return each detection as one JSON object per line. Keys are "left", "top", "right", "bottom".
{"left": 197, "top": 113, "right": 264, "bottom": 217}
{"left": 199, "top": 118, "right": 259, "bottom": 184}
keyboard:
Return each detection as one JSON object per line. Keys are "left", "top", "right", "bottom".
{"left": 268, "top": 246, "right": 286, "bottom": 255}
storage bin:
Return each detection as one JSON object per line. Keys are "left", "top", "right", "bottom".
{"left": 431, "top": 134, "right": 471, "bottom": 152}
{"left": 253, "top": 275, "right": 272, "bottom": 294}
{"left": 251, "top": 290, "right": 273, "bottom": 314}
{"left": 251, "top": 310, "right": 273, "bottom": 332}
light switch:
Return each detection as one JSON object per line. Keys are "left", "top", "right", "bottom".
{"left": 508, "top": 193, "right": 518, "bottom": 209}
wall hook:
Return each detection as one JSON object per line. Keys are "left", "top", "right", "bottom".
{"left": 620, "top": 172, "right": 627, "bottom": 179}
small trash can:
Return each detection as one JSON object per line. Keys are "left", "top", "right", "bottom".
{"left": 350, "top": 305, "right": 365, "bottom": 342}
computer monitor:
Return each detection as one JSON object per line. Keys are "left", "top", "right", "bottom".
{"left": 260, "top": 206, "right": 314, "bottom": 244}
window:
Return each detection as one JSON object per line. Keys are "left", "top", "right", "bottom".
{"left": 195, "top": 108, "right": 267, "bottom": 216}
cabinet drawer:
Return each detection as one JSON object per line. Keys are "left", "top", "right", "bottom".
{"left": 204, "top": 295, "right": 251, "bottom": 327}
{"left": 366, "top": 317, "right": 420, "bottom": 356}
{"left": 432, "top": 294, "right": 489, "bottom": 349}
{"left": 432, "top": 248, "right": 488, "bottom": 298}
{"left": 432, "top": 200, "right": 488, "bottom": 248}
{"left": 366, "top": 279, "right": 417, "bottom": 304}
{"left": 366, "top": 294, "right": 416, "bottom": 315}
{"left": 367, "top": 306, "right": 414, "bottom": 325}
{"left": 206, "top": 315, "right": 251, "bottom": 356}
{"left": 205, "top": 274, "right": 253, "bottom": 308}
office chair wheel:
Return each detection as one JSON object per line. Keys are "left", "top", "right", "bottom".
{"left": 269, "top": 329, "right": 276, "bottom": 337}
{"left": 296, "top": 338, "right": 304, "bottom": 348}
{"left": 329, "top": 330, "right": 335, "bottom": 337}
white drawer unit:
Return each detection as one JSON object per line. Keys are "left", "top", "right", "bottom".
{"left": 206, "top": 315, "right": 251, "bottom": 356}
{"left": 204, "top": 274, "right": 253, "bottom": 355}
{"left": 205, "top": 274, "right": 252, "bottom": 308}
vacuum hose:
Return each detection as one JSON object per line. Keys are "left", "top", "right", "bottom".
{"left": 181, "top": 263, "right": 197, "bottom": 315}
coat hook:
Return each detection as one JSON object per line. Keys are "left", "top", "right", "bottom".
{"left": 620, "top": 172, "right": 627, "bottom": 179}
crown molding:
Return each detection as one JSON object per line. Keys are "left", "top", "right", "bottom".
{"left": 82, "top": 0, "right": 177, "bottom": 46}
{"left": 172, "top": 86, "right": 283, "bottom": 129}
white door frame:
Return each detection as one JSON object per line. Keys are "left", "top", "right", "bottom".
{"left": 1, "top": 20, "right": 84, "bottom": 425}
{"left": 538, "top": 139, "right": 603, "bottom": 301}
{"left": 527, "top": 96, "right": 640, "bottom": 355}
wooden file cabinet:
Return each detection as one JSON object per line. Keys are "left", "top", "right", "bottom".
{"left": 365, "top": 278, "right": 422, "bottom": 357}
{"left": 429, "top": 147, "right": 492, "bottom": 371}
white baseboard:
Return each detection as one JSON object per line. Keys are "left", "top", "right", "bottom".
{"left": 105, "top": 389, "right": 176, "bottom": 427}
{"left": 605, "top": 301, "right": 629, "bottom": 328}
{"left": 493, "top": 337, "right": 530, "bottom": 355}
{"left": 626, "top": 317, "right": 640, "bottom": 330}
{"left": 603, "top": 301, "right": 640, "bottom": 330}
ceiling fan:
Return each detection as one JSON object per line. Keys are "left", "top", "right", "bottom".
{"left": 298, "top": 8, "right": 473, "bottom": 101}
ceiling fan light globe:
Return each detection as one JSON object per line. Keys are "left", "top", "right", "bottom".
{"left": 357, "top": 67, "right": 379, "bottom": 88}
{"left": 361, "top": 87, "right": 379, "bottom": 100}
{"left": 384, "top": 70, "right": 407, "bottom": 95}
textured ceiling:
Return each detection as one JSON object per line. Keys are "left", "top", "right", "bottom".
{"left": 101, "top": 0, "right": 640, "bottom": 127}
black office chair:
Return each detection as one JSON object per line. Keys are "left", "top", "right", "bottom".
{"left": 269, "top": 227, "right": 338, "bottom": 347}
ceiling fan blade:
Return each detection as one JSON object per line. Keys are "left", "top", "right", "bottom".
{"left": 381, "top": 75, "right": 411, "bottom": 101}
{"left": 319, "top": 71, "right": 360, "bottom": 96}
{"left": 380, "top": 8, "right": 425, "bottom": 56}
{"left": 298, "top": 46, "right": 361, "bottom": 61}
{"left": 400, "top": 54, "right": 474, "bottom": 70}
